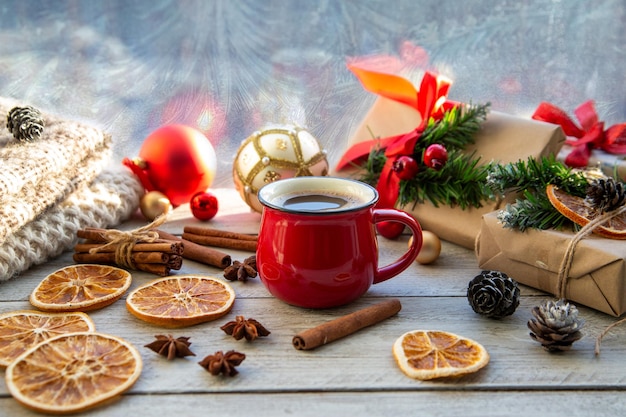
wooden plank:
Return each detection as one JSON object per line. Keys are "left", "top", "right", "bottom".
{"left": 0, "top": 296, "right": 624, "bottom": 397}
{"left": 1, "top": 391, "right": 625, "bottom": 417}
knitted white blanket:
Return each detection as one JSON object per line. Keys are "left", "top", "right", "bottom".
{"left": 0, "top": 168, "right": 144, "bottom": 281}
{"left": 0, "top": 97, "right": 112, "bottom": 243}
{"left": 0, "top": 97, "right": 144, "bottom": 280}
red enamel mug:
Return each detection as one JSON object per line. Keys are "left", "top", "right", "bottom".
{"left": 256, "top": 176, "right": 423, "bottom": 308}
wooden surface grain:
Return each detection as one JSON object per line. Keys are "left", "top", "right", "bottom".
{"left": 1, "top": 188, "right": 625, "bottom": 416}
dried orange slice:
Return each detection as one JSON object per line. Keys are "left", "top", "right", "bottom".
{"left": 546, "top": 184, "right": 626, "bottom": 239}
{"left": 126, "top": 275, "right": 235, "bottom": 327}
{"left": 30, "top": 264, "right": 132, "bottom": 312}
{"left": 5, "top": 331, "right": 142, "bottom": 414}
{"left": 0, "top": 310, "right": 95, "bottom": 368}
{"left": 392, "top": 330, "right": 489, "bottom": 380}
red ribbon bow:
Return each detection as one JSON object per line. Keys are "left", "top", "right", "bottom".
{"left": 532, "top": 100, "right": 626, "bottom": 168}
{"left": 336, "top": 65, "right": 456, "bottom": 208}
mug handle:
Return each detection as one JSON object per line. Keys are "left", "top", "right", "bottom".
{"left": 372, "top": 209, "right": 423, "bottom": 284}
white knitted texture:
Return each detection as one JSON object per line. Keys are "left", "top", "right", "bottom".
{"left": 0, "top": 168, "right": 144, "bottom": 281}
{"left": 0, "top": 97, "right": 112, "bottom": 243}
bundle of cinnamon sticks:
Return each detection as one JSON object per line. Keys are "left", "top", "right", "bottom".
{"left": 73, "top": 227, "right": 184, "bottom": 276}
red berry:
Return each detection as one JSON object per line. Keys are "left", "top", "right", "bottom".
{"left": 190, "top": 191, "right": 219, "bottom": 221}
{"left": 376, "top": 221, "right": 405, "bottom": 239}
{"left": 392, "top": 155, "right": 419, "bottom": 180}
{"left": 423, "top": 144, "right": 448, "bottom": 170}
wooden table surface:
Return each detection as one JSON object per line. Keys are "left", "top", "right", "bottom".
{"left": 1, "top": 188, "right": 625, "bottom": 416}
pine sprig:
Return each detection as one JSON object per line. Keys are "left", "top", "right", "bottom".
{"left": 358, "top": 102, "right": 492, "bottom": 209}
{"left": 497, "top": 191, "right": 574, "bottom": 231}
{"left": 489, "top": 156, "right": 591, "bottom": 231}
{"left": 360, "top": 146, "right": 386, "bottom": 187}
{"left": 420, "top": 103, "right": 489, "bottom": 150}
{"left": 486, "top": 155, "right": 588, "bottom": 197}
{"left": 399, "top": 150, "right": 492, "bottom": 209}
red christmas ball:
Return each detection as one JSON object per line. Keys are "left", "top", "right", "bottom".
{"left": 136, "top": 125, "right": 217, "bottom": 207}
{"left": 376, "top": 221, "right": 405, "bottom": 239}
{"left": 423, "top": 144, "right": 448, "bottom": 170}
{"left": 190, "top": 191, "right": 219, "bottom": 221}
{"left": 392, "top": 155, "right": 419, "bottom": 180}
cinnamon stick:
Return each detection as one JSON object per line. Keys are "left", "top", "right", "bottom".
{"left": 72, "top": 254, "right": 174, "bottom": 276}
{"left": 74, "top": 241, "right": 183, "bottom": 255}
{"left": 73, "top": 251, "right": 174, "bottom": 264}
{"left": 157, "top": 230, "right": 231, "bottom": 268}
{"left": 183, "top": 226, "right": 258, "bottom": 241}
{"left": 292, "top": 299, "right": 402, "bottom": 350}
{"left": 181, "top": 232, "right": 258, "bottom": 252}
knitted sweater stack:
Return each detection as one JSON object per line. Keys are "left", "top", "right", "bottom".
{"left": 0, "top": 98, "right": 144, "bottom": 280}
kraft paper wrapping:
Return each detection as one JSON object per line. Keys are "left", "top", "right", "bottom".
{"left": 337, "top": 97, "right": 566, "bottom": 248}
{"left": 476, "top": 211, "right": 626, "bottom": 317}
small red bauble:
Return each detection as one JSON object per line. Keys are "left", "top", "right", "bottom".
{"left": 190, "top": 191, "right": 219, "bottom": 221}
{"left": 392, "top": 155, "right": 419, "bottom": 180}
{"left": 376, "top": 221, "right": 405, "bottom": 239}
{"left": 423, "top": 144, "right": 448, "bottom": 170}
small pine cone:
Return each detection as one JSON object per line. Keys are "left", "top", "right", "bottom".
{"left": 467, "top": 270, "right": 520, "bottom": 318}
{"left": 585, "top": 177, "right": 626, "bottom": 213}
{"left": 527, "top": 299, "right": 584, "bottom": 352}
{"left": 6, "top": 105, "right": 44, "bottom": 142}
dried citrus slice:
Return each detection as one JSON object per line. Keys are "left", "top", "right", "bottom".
{"left": 30, "top": 264, "right": 132, "bottom": 312}
{"left": 0, "top": 310, "right": 95, "bottom": 368}
{"left": 5, "top": 331, "right": 142, "bottom": 414}
{"left": 546, "top": 184, "right": 626, "bottom": 239}
{"left": 392, "top": 330, "right": 489, "bottom": 380}
{"left": 126, "top": 275, "right": 235, "bottom": 327}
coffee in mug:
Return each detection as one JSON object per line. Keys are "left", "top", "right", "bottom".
{"left": 270, "top": 190, "right": 367, "bottom": 212}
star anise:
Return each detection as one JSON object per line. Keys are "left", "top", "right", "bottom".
{"left": 198, "top": 350, "right": 246, "bottom": 376}
{"left": 144, "top": 334, "right": 196, "bottom": 360}
{"left": 220, "top": 315, "right": 271, "bottom": 341}
{"left": 224, "top": 255, "right": 257, "bottom": 282}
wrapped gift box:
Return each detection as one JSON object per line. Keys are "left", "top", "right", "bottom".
{"left": 476, "top": 211, "right": 626, "bottom": 317}
{"left": 338, "top": 94, "right": 566, "bottom": 248}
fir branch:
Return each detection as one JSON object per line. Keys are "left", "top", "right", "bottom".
{"left": 399, "top": 150, "right": 494, "bottom": 209}
{"left": 355, "top": 102, "right": 492, "bottom": 209}
{"left": 486, "top": 155, "right": 588, "bottom": 198}
{"left": 361, "top": 146, "right": 386, "bottom": 187}
{"left": 497, "top": 191, "right": 574, "bottom": 231}
{"left": 419, "top": 103, "right": 490, "bottom": 150}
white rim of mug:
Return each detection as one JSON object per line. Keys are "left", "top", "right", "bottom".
{"left": 257, "top": 176, "right": 379, "bottom": 215}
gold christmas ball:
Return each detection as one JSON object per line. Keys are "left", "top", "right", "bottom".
{"left": 233, "top": 124, "right": 329, "bottom": 212}
{"left": 409, "top": 230, "right": 441, "bottom": 264}
{"left": 140, "top": 191, "right": 172, "bottom": 221}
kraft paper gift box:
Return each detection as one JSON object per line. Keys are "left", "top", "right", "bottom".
{"left": 476, "top": 210, "right": 626, "bottom": 317}
{"left": 338, "top": 94, "right": 566, "bottom": 249}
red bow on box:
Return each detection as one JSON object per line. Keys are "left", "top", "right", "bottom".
{"left": 532, "top": 100, "right": 626, "bottom": 168}
{"left": 336, "top": 65, "right": 456, "bottom": 208}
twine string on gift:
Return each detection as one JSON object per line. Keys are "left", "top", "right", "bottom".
{"left": 554, "top": 205, "right": 626, "bottom": 355}
{"left": 88, "top": 214, "right": 168, "bottom": 269}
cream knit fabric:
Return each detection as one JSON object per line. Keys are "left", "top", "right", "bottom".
{"left": 0, "top": 168, "right": 144, "bottom": 281}
{"left": 0, "top": 97, "right": 144, "bottom": 280}
{"left": 0, "top": 97, "right": 112, "bottom": 243}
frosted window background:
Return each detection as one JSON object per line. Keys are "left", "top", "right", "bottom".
{"left": 0, "top": 0, "right": 623, "bottom": 187}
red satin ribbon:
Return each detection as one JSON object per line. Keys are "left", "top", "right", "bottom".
{"left": 532, "top": 100, "right": 626, "bottom": 168}
{"left": 336, "top": 65, "right": 455, "bottom": 207}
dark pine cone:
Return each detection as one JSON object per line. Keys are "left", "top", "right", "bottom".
{"left": 527, "top": 299, "right": 584, "bottom": 352}
{"left": 467, "top": 270, "right": 520, "bottom": 318}
{"left": 585, "top": 177, "right": 626, "bottom": 213}
{"left": 6, "top": 105, "right": 45, "bottom": 142}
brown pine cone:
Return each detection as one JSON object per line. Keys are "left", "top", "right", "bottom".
{"left": 527, "top": 299, "right": 584, "bottom": 352}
